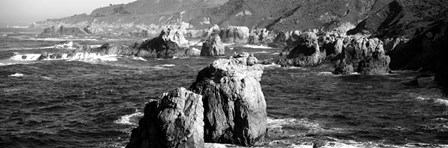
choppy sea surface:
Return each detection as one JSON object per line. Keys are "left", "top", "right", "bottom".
{"left": 1, "top": 30, "right": 448, "bottom": 148}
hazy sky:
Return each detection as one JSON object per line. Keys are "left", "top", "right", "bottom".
{"left": 0, "top": 0, "right": 136, "bottom": 25}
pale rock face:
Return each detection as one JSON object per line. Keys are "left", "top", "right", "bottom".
{"left": 219, "top": 26, "right": 250, "bottom": 44}
{"left": 126, "top": 87, "right": 204, "bottom": 148}
{"left": 161, "top": 28, "right": 189, "bottom": 47}
{"left": 190, "top": 54, "right": 267, "bottom": 146}
{"left": 201, "top": 34, "right": 225, "bottom": 56}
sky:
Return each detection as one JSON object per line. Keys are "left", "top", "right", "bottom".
{"left": 0, "top": 0, "right": 136, "bottom": 26}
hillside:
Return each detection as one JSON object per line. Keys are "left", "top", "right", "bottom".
{"left": 33, "top": 0, "right": 447, "bottom": 33}
{"left": 30, "top": 0, "right": 386, "bottom": 31}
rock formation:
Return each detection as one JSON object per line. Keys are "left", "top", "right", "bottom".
{"left": 219, "top": 26, "right": 250, "bottom": 44}
{"left": 333, "top": 36, "right": 390, "bottom": 75}
{"left": 135, "top": 29, "right": 185, "bottom": 58}
{"left": 190, "top": 53, "right": 267, "bottom": 146}
{"left": 200, "top": 34, "right": 225, "bottom": 56}
{"left": 278, "top": 31, "right": 326, "bottom": 67}
{"left": 248, "top": 28, "right": 275, "bottom": 45}
{"left": 126, "top": 87, "right": 204, "bottom": 148}
{"left": 160, "top": 28, "right": 189, "bottom": 47}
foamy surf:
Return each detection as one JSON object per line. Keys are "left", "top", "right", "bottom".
{"left": 9, "top": 73, "right": 24, "bottom": 77}
{"left": 114, "top": 112, "right": 144, "bottom": 126}
{"left": 416, "top": 96, "right": 448, "bottom": 106}
{"left": 241, "top": 44, "right": 274, "bottom": 49}
{"left": 10, "top": 53, "right": 42, "bottom": 61}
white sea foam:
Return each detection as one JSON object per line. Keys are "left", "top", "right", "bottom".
{"left": 261, "top": 63, "right": 281, "bottom": 68}
{"left": 67, "top": 52, "right": 119, "bottom": 62}
{"left": 131, "top": 56, "right": 147, "bottom": 61}
{"left": 416, "top": 96, "right": 448, "bottom": 106}
{"left": 10, "top": 53, "right": 42, "bottom": 61}
{"left": 241, "top": 44, "right": 274, "bottom": 49}
{"left": 9, "top": 73, "right": 24, "bottom": 77}
{"left": 158, "top": 64, "right": 175, "bottom": 67}
{"left": 317, "top": 72, "right": 334, "bottom": 76}
{"left": 114, "top": 112, "right": 144, "bottom": 126}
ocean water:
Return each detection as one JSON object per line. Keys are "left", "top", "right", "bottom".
{"left": 1, "top": 33, "right": 448, "bottom": 148}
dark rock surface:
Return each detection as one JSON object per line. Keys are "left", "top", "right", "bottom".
{"left": 126, "top": 87, "right": 204, "bottom": 148}
{"left": 190, "top": 53, "right": 267, "bottom": 146}
{"left": 348, "top": 0, "right": 448, "bottom": 37}
{"left": 200, "top": 34, "right": 225, "bottom": 56}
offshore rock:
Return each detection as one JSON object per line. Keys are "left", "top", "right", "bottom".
{"left": 200, "top": 34, "right": 225, "bottom": 56}
{"left": 190, "top": 54, "right": 267, "bottom": 146}
{"left": 126, "top": 87, "right": 204, "bottom": 148}
{"left": 279, "top": 31, "right": 325, "bottom": 67}
{"left": 160, "top": 28, "right": 189, "bottom": 47}
{"left": 334, "top": 36, "right": 390, "bottom": 75}
{"left": 136, "top": 29, "right": 184, "bottom": 58}
{"left": 248, "top": 28, "right": 275, "bottom": 45}
{"left": 219, "top": 26, "right": 250, "bottom": 44}
{"left": 358, "top": 52, "right": 391, "bottom": 75}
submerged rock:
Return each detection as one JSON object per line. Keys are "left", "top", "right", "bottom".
{"left": 126, "top": 87, "right": 204, "bottom": 148}
{"left": 190, "top": 53, "right": 267, "bottom": 146}
{"left": 200, "top": 34, "right": 225, "bottom": 56}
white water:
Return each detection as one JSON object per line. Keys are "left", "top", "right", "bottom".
{"left": 9, "top": 73, "right": 24, "bottom": 77}
{"left": 114, "top": 112, "right": 144, "bottom": 126}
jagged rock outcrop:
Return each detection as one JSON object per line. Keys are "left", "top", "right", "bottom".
{"left": 126, "top": 87, "right": 204, "bottom": 148}
{"left": 219, "top": 26, "right": 250, "bottom": 44}
{"left": 200, "top": 34, "right": 225, "bottom": 56}
{"left": 134, "top": 29, "right": 186, "bottom": 58}
{"left": 278, "top": 31, "right": 326, "bottom": 67}
{"left": 39, "top": 25, "right": 89, "bottom": 37}
{"left": 189, "top": 53, "right": 267, "bottom": 146}
{"left": 248, "top": 28, "right": 275, "bottom": 45}
{"left": 334, "top": 36, "right": 391, "bottom": 75}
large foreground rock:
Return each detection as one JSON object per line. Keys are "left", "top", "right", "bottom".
{"left": 190, "top": 53, "right": 267, "bottom": 146}
{"left": 126, "top": 87, "right": 204, "bottom": 148}
{"left": 200, "top": 34, "right": 225, "bottom": 56}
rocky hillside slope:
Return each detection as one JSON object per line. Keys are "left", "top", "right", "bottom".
{"left": 31, "top": 0, "right": 406, "bottom": 31}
